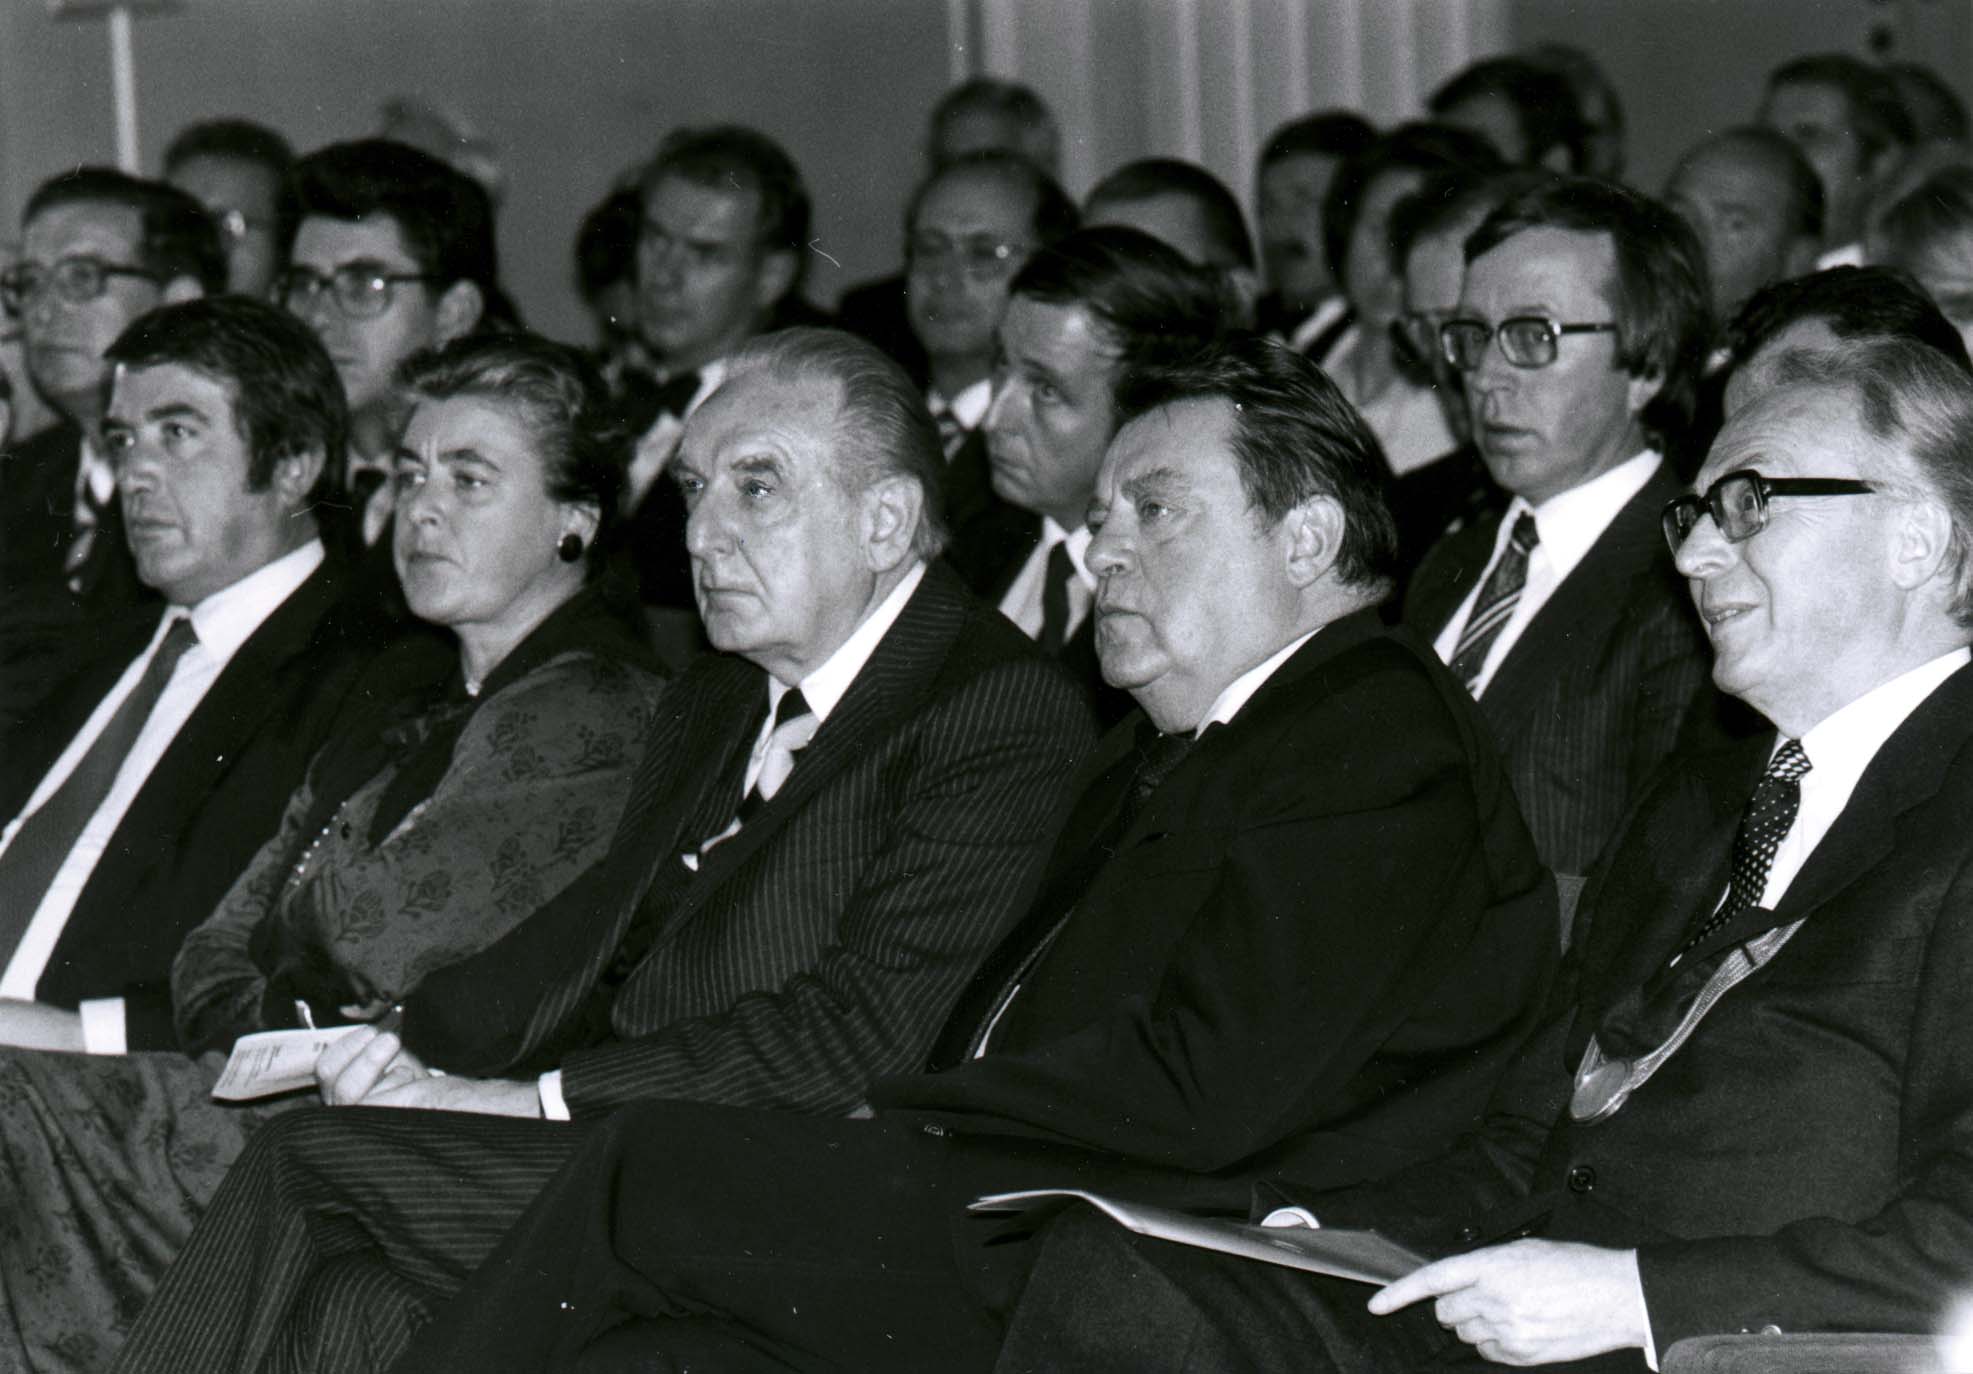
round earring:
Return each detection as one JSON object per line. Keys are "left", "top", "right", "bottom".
{"left": 557, "top": 533, "right": 584, "bottom": 563}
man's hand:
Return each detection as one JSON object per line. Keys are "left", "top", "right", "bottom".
{"left": 0, "top": 999, "right": 84, "bottom": 1051}
{"left": 315, "top": 1025, "right": 540, "bottom": 1117}
{"left": 1368, "top": 1239, "right": 1648, "bottom": 1366}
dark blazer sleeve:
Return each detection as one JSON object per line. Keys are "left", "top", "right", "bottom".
{"left": 876, "top": 650, "right": 1554, "bottom": 1176}
{"left": 554, "top": 655, "right": 1098, "bottom": 1117}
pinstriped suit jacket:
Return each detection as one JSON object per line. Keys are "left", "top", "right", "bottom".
{"left": 402, "top": 560, "right": 1099, "bottom": 1117}
{"left": 1404, "top": 462, "right": 1720, "bottom": 878}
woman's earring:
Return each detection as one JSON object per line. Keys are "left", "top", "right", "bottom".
{"left": 557, "top": 533, "right": 584, "bottom": 563}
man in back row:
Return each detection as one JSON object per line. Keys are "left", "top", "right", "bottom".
{"left": 118, "top": 331, "right": 1558, "bottom": 1373}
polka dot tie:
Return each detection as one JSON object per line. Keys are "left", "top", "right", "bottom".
{"left": 1679, "top": 738, "right": 1811, "bottom": 956}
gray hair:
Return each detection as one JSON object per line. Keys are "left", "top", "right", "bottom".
{"left": 724, "top": 328, "right": 947, "bottom": 559}
{"left": 1773, "top": 339, "right": 1973, "bottom": 625}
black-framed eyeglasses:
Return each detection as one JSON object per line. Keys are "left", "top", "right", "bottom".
{"left": 906, "top": 233, "right": 1032, "bottom": 282}
{"left": 277, "top": 264, "right": 439, "bottom": 320}
{"left": 1440, "top": 316, "right": 1620, "bottom": 371}
{"left": 0, "top": 256, "right": 161, "bottom": 317}
{"left": 1661, "top": 467, "right": 1877, "bottom": 552}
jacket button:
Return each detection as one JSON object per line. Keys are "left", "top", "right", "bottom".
{"left": 1456, "top": 1225, "right": 1481, "bottom": 1244}
{"left": 1567, "top": 1164, "right": 1596, "bottom": 1194}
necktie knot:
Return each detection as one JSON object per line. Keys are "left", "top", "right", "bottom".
{"left": 1763, "top": 738, "right": 1812, "bottom": 785}
{"left": 1449, "top": 511, "right": 1540, "bottom": 693}
{"left": 1676, "top": 738, "right": 1810, "bottom": 959}
{"left": 1508, "top": 511, "right": 1540, "bottom": 556}
{"left": 754, "top": 688, "right": 819, "bottom": 804}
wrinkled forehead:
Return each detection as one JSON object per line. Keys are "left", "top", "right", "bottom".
{"left": 1701, "top": 380, "right": 1880, "bottom": 485}
{"left": 1099, "top": 397, "right": 1236, "bottom": 491}
{"left": 681, "top": 371, "right": 842, "bottom": 475}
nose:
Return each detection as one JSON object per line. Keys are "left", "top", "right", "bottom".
{"left": 1086, "top": 512, "right": 1130, "bottom": 578}
{"left": 398, "top": 471, "right": 443, "bottom": 527}
{"left": 289, "top": 286, "right": 339, "bottom": 334}
{"left": 983, "top": 376, "right": 1020, "bottom": 437}
{"left": 1672, "top": 508, "right": 1734, "bottom": 580}
{"left": 684, "top": 488, "right": 731, "bottom": 563}
{"left": 116, "top": 438, "right": 160, "bottom": 495}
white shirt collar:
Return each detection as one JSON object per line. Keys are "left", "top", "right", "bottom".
{"left": 76, "top": 432, "right": 115, "bottom": 506}
{"left": 1040, "top": 516, "right": 1097, "bottom": 587}
{"left": 1196, "top": 626, "right": 1321, "bottom": 737}
{"left": 770, "top": 559, "right": 927, "bottom": 724}
{"left": 1511, "top": 449, "right": 1661, "bottom": 583}
{"left": 1796, "top": 646, "right": 1972, "bottom": 789}
{"left": 930, "top": 378, "right": 993, "bottom": 432}
{"left": 181, "top": 539, "right": 325, "bottom": 664}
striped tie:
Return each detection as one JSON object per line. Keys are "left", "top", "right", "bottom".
{"left": 1449, "top": 512, "right": 1539, "bottom": 693}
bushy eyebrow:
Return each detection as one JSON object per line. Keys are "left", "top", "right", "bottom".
{"left": 1119, "top": 466, "right": 1192, "bottom": 503}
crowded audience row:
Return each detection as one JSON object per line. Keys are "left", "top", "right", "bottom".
{"left": 1, "top": 37, "right": 1972, "bottom": 1374}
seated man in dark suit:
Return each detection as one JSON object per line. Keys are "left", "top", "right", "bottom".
{"left": 903, "top": 150, "right": 1077, "bottom": 535}
{"left": 0, "top": 296, "right": 373, "bottom": 1056}
{"left": 946, "top": 225, "right": 1228, "bottom": 721}
{"left": 109, "top": 326, "right": 1099, "bottom": 1373}
{"left": 114, "top": 334, "right": 1557, "bottom": 1373}
{"left": 838, "top": 76, "right": 1063, "bottom": 385}
{"left": 0, "top": 169, "right": 224, "bottom": 713}
{"left": 1408, "top": 177, "right": 1719, "bottom": 886}
{"left": 995, "top": 333, "right": 1973, "bottom": 1373}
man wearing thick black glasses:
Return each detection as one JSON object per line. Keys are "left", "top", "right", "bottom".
{"left": 0, "top": 169, "right": 223, "bottom": 652}
{"left": 997, "top": 334, "right": 1973, "bottom": 1372}
{"left": 1402, "top": 177, "right": 1723, "bottom": 892}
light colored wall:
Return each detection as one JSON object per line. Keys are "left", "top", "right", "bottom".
{"left": 0, "top": 0, "right": 957, "bottom": 343}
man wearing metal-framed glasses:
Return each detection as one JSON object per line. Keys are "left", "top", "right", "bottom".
{"left": 1401, "top": 177, "right": 1723, "bottom": 887}
{"left": 0, "top": 169, "right": 223, "bottom": 687}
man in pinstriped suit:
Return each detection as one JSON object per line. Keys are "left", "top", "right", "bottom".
{"left": 115, "top": 334, "right": 1556, "bottom": 1373}
{"left": 106, "top": 326, "right": 1099, "bottom": 1372}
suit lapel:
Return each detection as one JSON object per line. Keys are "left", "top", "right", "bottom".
{"left": 1403, "top": 510, "right": 1501, "bottom": 639}
{"left": 1478, "top": 465, "right": 1679, "bottom": 745}
{"left": 659, "top": 564, "right": 969, "bottom": 912}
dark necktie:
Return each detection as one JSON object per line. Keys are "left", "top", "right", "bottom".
{"left": 1038, "top": 542, "right": 1076, "bottom": 654}
{"left": 1675, "top": 739, "right": 1812, "bottom": 959}
{"left": 0, "top": 616, "right": 200, "bottom": 963}
{"left": 618, "top": 367, "right": 703, "bottom": 436}
{"left": 348, "top": 465, "right": 391, "bottom": 545}
{"left": 1448, "top": 512, "right": 1539, "bottom": 693}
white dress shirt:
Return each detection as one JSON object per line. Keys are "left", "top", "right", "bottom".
{"left": 0, "top": 538, "right": 325, "bottom": 1051}
{"left": 537, "top": 559, "right": 931, "bottom": 1120}
{"left": 1319, "top": 325, "right": 1456, "bottom": 477}
{"left": 1196, "top": 629, "right": 1319, "bottom": 736}
{"left": 929, "top": 378, "right": 992, "bottom": 437}
{"left": 998, "top": 518, "right": 1095, "bottom": 644}
{"left": 1432, "top": 450, "right": 1662, "bottom": 696}
{"left": 623, "top": 360, "right": 726, "bottom": 512}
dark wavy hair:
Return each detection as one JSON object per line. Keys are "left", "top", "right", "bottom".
{"left": 25, "top": 167, "right": 227, "bottom": 295}
{"left": 396, "top": 332, "right": 628, "bottom": 570}
{"left": 105, "top": 295, "right": 345, "bottom": 510}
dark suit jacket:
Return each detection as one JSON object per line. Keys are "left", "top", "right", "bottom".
{"left": 0, "top": 554, "right": 377, "bottom": 1049}
{"left": 1404, "top": 462, "right": 1720, "bottom": 879}
{"left": 875, "top": 610, "right": 1558, "bottom": 1210}
{"left": 402, "top": 560, "right": 1100, "bottom": 1113}
{"left": 1296, "top": 660, "right": 1973, "bottom": 1358}
{"left": 836, "top": 270, "right": 927, "bottom": 386}
{"left": 0, "top": 422, "right": 153, "bottom": 723}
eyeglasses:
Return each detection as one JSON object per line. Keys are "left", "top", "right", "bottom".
{"left": 1660, "top": 467, "right": 1877, "bottom": 552}
{"left": 1394, "top": 311, "right": 1453, "bottom": 375}
{"left": 277, "top": 263, "right": 439, "bottom": 320}
{"left": 0, "top": 256, "right": 161, "bottom": 317}
{"left": 907, "top": 234, "right": 1032, "bottom": 282}
{"left": 1439, "top": 316, "right": 1621, "bottom": 371}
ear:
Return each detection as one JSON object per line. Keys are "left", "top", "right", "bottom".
{"left": 433, "top": 281, "right": 486, "bottom": 347}
{"left": 752, "top": 248, "right": 798, "bottom": 314}
{"left": 1625, "top": 366, "right": 1665, "bottom": 419}
{"left": 160, "top": 273, "right": 204, "bottom": 305}
{"left": 1537, "top": 142, "right": 1575, "bottom": 174}
{"left": 270, "top": 443, "right": 328, "bottom": 512}
{"left": 858, "top": 474, "right": 924, "bottom": 575}
{"left": 560, "top": 499, "right": 601, "bottom": 547}
{"left": 1890, "top": 496, "right": 1955, "bottom": 593}
{"left": 1280, "top": 493, "right": 1347, "bottom": 589}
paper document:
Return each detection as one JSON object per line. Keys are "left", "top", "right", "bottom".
{"left": 210, "top": 1025, "right": 365, "bottom": 1102}
{"left": 968, "top": 1188, "right": 1427, "bottom": 1286}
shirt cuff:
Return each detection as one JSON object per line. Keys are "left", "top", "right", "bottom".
{"left": 538, "top": 1068, "right": 571, "bottom": 1121}
{"left": 78, "top": 997, "right": 127, "bottom": 1055}
{"left": 1259, "top": 1206, "right": 1320, "bottom": 1229}
{"left": 1627, "top": 1250, "right": 1658, "bottom": 1370}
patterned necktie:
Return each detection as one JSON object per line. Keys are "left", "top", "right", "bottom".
{"left": 933, "top": 405, "right": 966, "bottom": 461}
{"left": 1676, "top": 739, "right": 1812, "bottom": 958}
{"left": 0, "top": 616, "right": 200, "bottom": 962}
{"left": 1038, "top": 542, "right": 1076, "bottom": 653}
{"left": 1449, "top": 512, "right": 1540, "bottom": 693}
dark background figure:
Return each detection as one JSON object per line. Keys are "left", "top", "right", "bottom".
{"left": 161, "top": 116, "right": 295, "bottom": 300}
